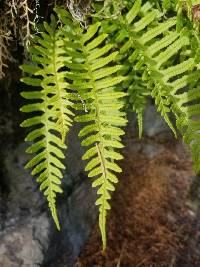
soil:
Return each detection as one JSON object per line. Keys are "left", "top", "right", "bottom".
{"left": 75, "top": 132, "right": 200, "bottom": 267}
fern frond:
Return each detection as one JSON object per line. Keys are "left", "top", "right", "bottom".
{"left": 103, "top": 1, "right": 177, "bottom": 136}
{"left": 20, "top": 15, "right": 74, "bottom": 228}
{"left": 21, "top": 91, "right": 65, "bottom": 229}
{"left": 126, "top": 72, "right": 149, "bottom": 138}
{"left": 120, "top": 1, "right": 200, "bottom": 170}
{"left": 101, "top": 0, "right": 200, "bottom": 169}
{"left": 56, "top": 7, "right": 127, "bottom": 249}
{"left": 119, "top": 5, "right": 185, "bottom": 136}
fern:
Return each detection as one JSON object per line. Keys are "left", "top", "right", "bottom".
{"left": 98, "top": 0, "right": 200, "bottom": 172}
{"left": 100, "top": 0, "right": 177, "bottom": 136}
{"left": 123, "top": 1, "right": 200, "bottom": 163}
{"left": 106, "top": 0, "right": 200, "bottom": 170}
{"left": 20, "top": 15, "right": 74, "bottom": 229}
{"left": 126, "top": 71, "right": 149, "bottom": 138}
{"left": 18, "top": 0, "right": 200, "bottom": 251}
{"left": 55, "top": 7, "right": 127, "bottom": 249}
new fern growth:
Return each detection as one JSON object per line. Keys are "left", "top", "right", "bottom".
{"left": 19, "top": 0, "right": 200, "bottom": 250}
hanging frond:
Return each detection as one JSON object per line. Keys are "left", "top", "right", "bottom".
{"left": 126, "top": 72, "right": 149, "bottom": 138}
{"left": 56, "top": 7, "right": 127, "bottom": 249}
{"left": 20, "top": 15, "right": 74, "bottom": 228}
{"left": 108, "top": 0, "right": 200, "bottom": 170}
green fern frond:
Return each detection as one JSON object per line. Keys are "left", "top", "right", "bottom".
{"left": 126, "top": 72, "right": 149, "bottom": 138}
{"left": 20, "top": 15, "right": 74, "bottom": 228}
{"left": 56, "top": 7, "right": 127, "bottom": 249}
{"left": 125, "top": 5, "right": 192, "bottom": 136}
{"left": 21, "top": 88, "right": 65, "bottom": 230}
{"left": 122, "top": 1, "right": 200, "bottom": 171}
{"left": 102, "top": 1, "right": 177, "bottom": 136}
{"left": 101, "top": 0, "right": 200, "bottom": 165}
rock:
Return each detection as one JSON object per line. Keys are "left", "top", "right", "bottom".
{"left": 142, "top": 143, "right": 164, "bottom": 159}
{"left": 0, "top": 141, "right": 51, "bottom": 266}
{"left": 126, "top": 104, "right": 174, "bottom": 141}
{"left": 43, "top": 176, "right": 98, "bottom": 267}
{"left": 65, "top": 123, "right": 86, "bottom": 178}
{"left": 124, "top": 139, "right": 165, "bottom": 160}
{"left": 143, "top": 105, "right": 173, "bottom": 137}
{"left": 0, "top": 214, "right": 49, "bottom": 267}
{"left": 2, "top": 143, "right": 43, "bottom": 220}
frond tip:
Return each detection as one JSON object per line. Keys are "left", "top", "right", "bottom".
{"left": 21, "top": 87, "right": 66, "bottom": 230}
{"left": 94, "top": 143, "right": 122, "bottom": 250}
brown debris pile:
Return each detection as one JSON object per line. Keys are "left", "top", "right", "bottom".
{"left": 75, "top": 136, "right": 200, "bottom": 267}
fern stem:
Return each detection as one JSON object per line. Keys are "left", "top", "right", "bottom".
{"left": 96, "top": 142, "right": 107, "bottom": 250}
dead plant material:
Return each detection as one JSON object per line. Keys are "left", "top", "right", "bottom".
{"left": 75, "top": 136, "right": 200, "bottom": 267}
{"left": 0, "top": 28, "right": 14, "bottom": 79}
